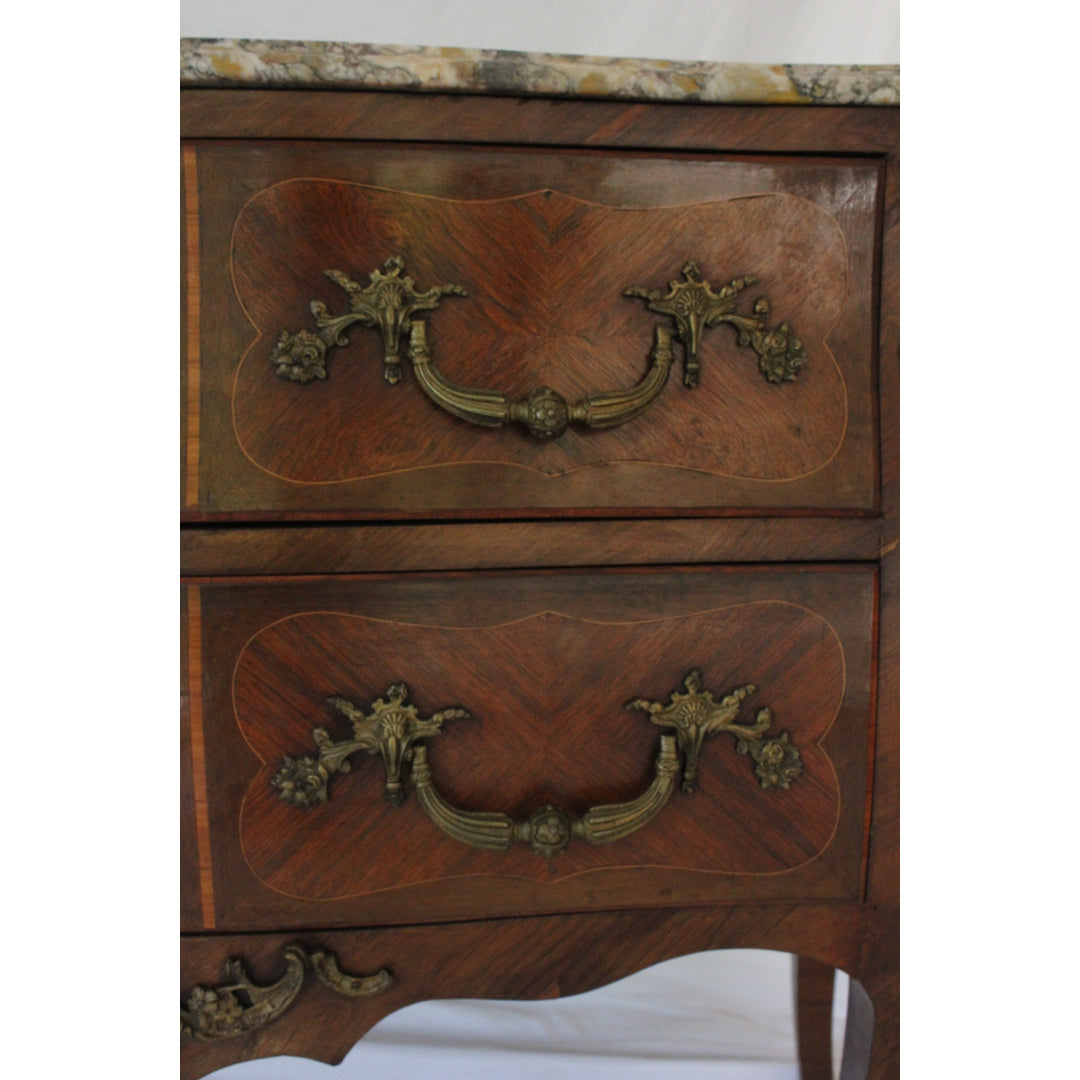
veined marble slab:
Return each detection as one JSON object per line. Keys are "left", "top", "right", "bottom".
{"left": 180, "top": 39, "right": 898, "bottom": 105}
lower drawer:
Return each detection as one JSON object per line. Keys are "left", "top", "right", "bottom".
{"left": 181, "top": 566, "right": 875, "bottom": 932}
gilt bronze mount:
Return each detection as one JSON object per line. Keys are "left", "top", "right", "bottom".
{"left": 628, "top": 669, "right": 802, "bottom": 791}
{"left": 271, "top": 682, "right": 468, "bottom": 808}
{"left": 270, "top": 254, "right": 803, "bottom": 438}
{"left": 271, "top": 254, "right": 467, "bottom": 385}
{"left": 181, "top": 945, "right": 392, "bottom": 1042}
{"left": 624, "top": 261, "right": 806, "bottom": 386}
{"left": 273, "top": 671, "right": 802, "bottom": 857}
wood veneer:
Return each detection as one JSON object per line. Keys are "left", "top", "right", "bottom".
{"left": 184, "top": 565, "right": 873, "bottom": 931}
{"left": 185, "top": 139, "right": 879, "bottom": 516}
{"left": 181, "top": 87, "right": 898, "bottom": 1079}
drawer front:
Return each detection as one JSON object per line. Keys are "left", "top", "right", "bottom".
{"left": 182, "top": 142, "right": 880, "bottom": 517}
{"left": 181, "top": 566, "right": 875, "bottom": 932}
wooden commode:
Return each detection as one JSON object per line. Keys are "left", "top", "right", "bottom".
{"left": 181, "top": 41, "right": 899, "bottom": 1079}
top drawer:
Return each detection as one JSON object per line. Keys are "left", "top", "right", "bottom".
{"left": 182, "top": 140, "right": 881, "bottom": 518}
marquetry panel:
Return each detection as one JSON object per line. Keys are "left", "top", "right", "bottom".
{"left": 183, "top": 142, "right": 879, "bottom": 516}
{"left": 181, "top": 566, "right": 874, "bottom": 931}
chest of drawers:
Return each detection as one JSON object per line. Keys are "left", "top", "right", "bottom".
{"left": 181, "top": 44, "right": 898, "bottom": 1079}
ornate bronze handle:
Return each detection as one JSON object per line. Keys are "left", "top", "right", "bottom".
{"left": 181, "top": 945, "right": 392, "bottom": 1041}
{"left": 273, "top": 670, "right": 803, "bottom": 858}
{"left": 270, "top": 255, "right": 803, "bottom": 439}
{"left": 410, "top": 736, "right": 681, "bottom": 857}
{"left": 408, "top": 320, "right": 674, "bottom": 439}
{"left": 624, "top": 261, "right": 805, "bottom": 386}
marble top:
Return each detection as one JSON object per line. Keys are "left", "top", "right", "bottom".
{"left": 180, "top": 39, "right": 898, "bottom": 106}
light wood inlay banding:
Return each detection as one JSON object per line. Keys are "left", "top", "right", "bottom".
{"left": 187, "top": 586, "right": 215, "bottom": 927}
{"left": 183, "top": 145, "right": 201, "bottom": 509}
{"left": 235, "top": 602, "right": 849, "bottom": 902}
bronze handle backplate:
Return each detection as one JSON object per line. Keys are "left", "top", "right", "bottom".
{"left": 273, "top": 670, "right": 803, "bottom": 858}
{"left": 270, "top": 255, "right": 804, "bottom": 439}
{"left": 181, "top": 944, "right": 393, "bottom": 1041}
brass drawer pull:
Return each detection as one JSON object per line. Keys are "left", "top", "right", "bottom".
{"left": 270, "top": 255, "right": 803, "bottom": 439}
{"left": 410, "top": 737, "right": 680, "bottom": 857}
{"left": 407, "top": 319, "right": 674, "bottom": 440}
{"left": 273, "top": 670, "right": 803, "bottom": 858}
{"left": 624, "top": 261, "right": 805, "bottom": 386}
{"left": 181, "top": 945, "right": 392, "bottom": 1041}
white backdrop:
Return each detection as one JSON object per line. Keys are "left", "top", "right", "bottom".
{"left": 181, "top": 4, "right": 896, "bottom": 1077}
{"left": 180, "top": 0, "right": 899, "bottom": 65}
